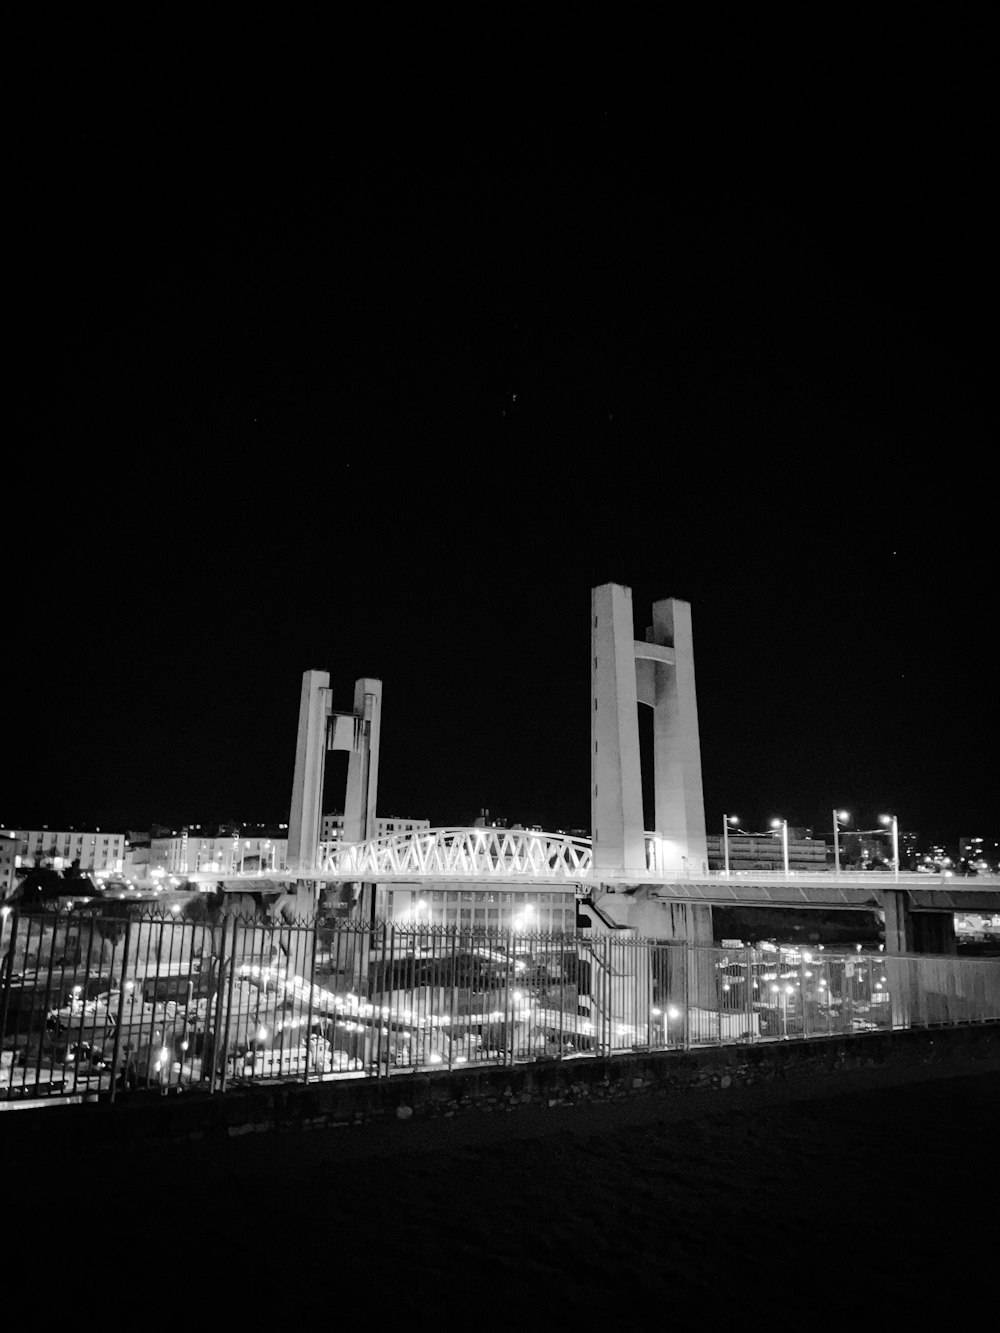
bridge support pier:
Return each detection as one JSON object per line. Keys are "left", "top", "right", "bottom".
{"left": 883, "top": 891, "right": 957, "bottom": 957}
{"left": 582, "top": 894, "right": 718, "bottom": 1028}
{"left": 883, "top": 890, "right": 958, "bottom": 1029}
{"left": 627, "top": 899, "right": 717, "bottom": 1012}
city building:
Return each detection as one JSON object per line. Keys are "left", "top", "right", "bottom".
{"left": 148, "top": 826, "right": 289, "bottom": 877}
{"left": 899, "top": 831, "right": 919, "bottom": 868}
{"left": 319, "top": 811, "right": 429, "bottom": 845}
{"left": 2, "top": 828, "right": 126, "bottom": 875}
{"left": 959, "top": 836, "right": 999, "bottom": 874}
{"left": 706, "top": 833, "right": 828, "bottom": 874}
{"left": 836, "top": 829, "right": 918, "bottom": 871}
{"left": 0, "top": 834, "right": 17, "bottom": 900}
{"left": 123, "top": 831, "right": 151, "bottom": 881}
{"left": 381, "top": 886, "right": 577, "bottom": 934}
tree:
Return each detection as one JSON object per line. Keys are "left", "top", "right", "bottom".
{"left": 15, "top": 865, "right": 66, "bottom": 906}
{"left": 93, "top": 902, "right": 133, "bottom": 986}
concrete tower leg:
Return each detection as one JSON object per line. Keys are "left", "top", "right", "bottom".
{"left": 591, "top": 585, "right": 709, "bottom": 880}
{"left": 591, "top": 585, "right": 646, "bottom": 875}
{"left": 288, "top": 670, "right": 331, "bottom": 873}
{"left": 343, "top": 678, "right": 382, "bottom": 845}
{"left": 344, "top": 679, "right": 382, "bottom": 938}
{"left": 651, "top": 598, "right": 708, "bottom": 875}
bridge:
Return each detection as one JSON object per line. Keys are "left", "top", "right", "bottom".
{"left": 183, "top": 825, "right": 1000, "bottom": 913}
{"left": 257, "top": 583, "right": 998, "bottom": 956}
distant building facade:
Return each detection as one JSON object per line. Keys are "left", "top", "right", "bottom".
{"left": 137, "top": 815, "right": 430, "bottom": 879}
{"left": 378, "top": 886, "right": 578, "bottom": 935}
{"left": 3, "top": 828, "right": 125, "bottom": 875}
{"left": 148, "top": 828, "right": 289, "bottom": 876}
{"left": 706, "top": 832, "right": 828, "bottom": 874}
{"left": 0, "top": 835, "right": 17, "bottom": 900}
{"left": 123, "top": 831, "right": 151, "bottom": 882}
{"left": 320, "top": 812, "right": 429, "bottom": 845}
{"left": 959, "top": 836, "right": 999, "bottom": 874}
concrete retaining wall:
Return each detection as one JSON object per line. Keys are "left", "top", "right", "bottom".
{"left": 5, "top": 1022, "right": 999, "bottom": 1151}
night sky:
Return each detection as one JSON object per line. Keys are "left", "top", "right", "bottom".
{"left": 8, "top": 109, "right": 995, "bottom": 846}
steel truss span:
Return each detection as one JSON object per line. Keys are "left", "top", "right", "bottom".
{"left": 319, "top": 827, "right": 594, "bottom": 881}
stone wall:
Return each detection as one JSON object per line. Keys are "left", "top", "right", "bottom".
{"left": 6, "top": 1022, "right": 999, "bottom": 1152}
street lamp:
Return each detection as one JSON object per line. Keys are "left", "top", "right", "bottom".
{"left": 879, "top": 814, "right": 899, "bottom": 880}
{"left": 722, "top": 815, "right": 740, "bottom": 876}
{"left": 833, "top": 810, "right": 850, "bottom": 875}
{"left": 770, "top": 818, "right": 789, "bottom": 877}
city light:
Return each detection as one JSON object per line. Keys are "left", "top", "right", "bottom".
{"left": 770, "top": 818, "right": 789, "bottom": 877}
{"left": 833, "top": 810, "right": 850, "bottom": 875}
{"left": 723, "top": 814, "right": 740, "bottom": 876}
{"left": 879, "top": 814, "right": 900, "bottom": 879}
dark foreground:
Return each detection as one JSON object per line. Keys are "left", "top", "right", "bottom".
{"left": 6, "top": 1065, "right": 998, "bottom": 1324}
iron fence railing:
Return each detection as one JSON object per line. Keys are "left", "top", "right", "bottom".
{"left": 1, "top": 907, "right": 999, "bottom": 1103}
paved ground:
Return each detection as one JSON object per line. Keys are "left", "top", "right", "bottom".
{"left": 6, "top": 1065, "right": 998, "bottom": 1325}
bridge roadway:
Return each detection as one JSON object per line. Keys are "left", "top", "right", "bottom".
{"left": 177, "top": 827, "right": 1000, "bottom": 913}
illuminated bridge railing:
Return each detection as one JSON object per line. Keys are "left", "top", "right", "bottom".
{"left": 319, "top": 827, "right": 594, "bottom": 880}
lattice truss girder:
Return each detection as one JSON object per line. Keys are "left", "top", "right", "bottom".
{"left": 320, "top": 827, "right": 594, "bottom": 879}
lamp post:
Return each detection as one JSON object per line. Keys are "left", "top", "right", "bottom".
{"left": 722, "top": 815, "right": 739, "bottom": 876}
{"left": 833, "top": 810, "right": 850, "bottom": 875}
{"left": 770, "top": 818, "right": 789, "bottom": 878}
{"left": 879, "top": 814, "right": 899, "bottom": 880}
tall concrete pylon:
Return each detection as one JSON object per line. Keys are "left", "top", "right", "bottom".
{"left": 287, "top": 671, "right": 382, "bottom": 871}
{"left": 591, "top": 584, "right": 707, "bottom": 876}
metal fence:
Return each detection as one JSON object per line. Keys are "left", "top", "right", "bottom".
{"left": 2, "top": 906, "right": 999, "bottom": 1103}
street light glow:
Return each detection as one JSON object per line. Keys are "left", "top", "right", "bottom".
{"left": 833, "top": 810, "right": 850, "bottom": 874}
{"left": 722, "top": 815, "right": 740, "bottom": 875}
{"left": 879, "top": 814, "right": 900, "bottom": 878}
{"left": 770, "top": 818, "right": 790, "bottom": 876}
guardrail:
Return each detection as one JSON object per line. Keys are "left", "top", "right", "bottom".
{"left": 2, "top": 906, "right": 998, "bottom": 1104}
{"left": 174, "top": 866, "right": 1000, "bottom": 890}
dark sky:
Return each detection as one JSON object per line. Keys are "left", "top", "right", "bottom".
{"left": 7, "top": 107, "right": 996, "bottom": 846}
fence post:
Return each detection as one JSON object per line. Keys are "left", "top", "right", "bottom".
{"left": 844, "top": 956, "right": 854, "bottom": 1037}
{"left": 800, "top": 952, "right": 809, "bottom": 1040}
{"left": 594, "top": 940, "right": 603, "bottom": 1057}
{"left": 505, "top": 927, "right": 515, "bottom": 1066}
{"left": 383, "top": 923, "right": 395, "bottom": 1078}
{"left": 608, "top": 933, "right": 616, "bottom": 1055}
{"left": 218, "top": 918, "right": 239, "bottom": 1094}
{"left": 70, "top": 908, "right": 99, "bottom": 1097}
{"left": 179, "top": 979, "right": 194, "bottom": 1089}
{"left": 558, "top": 933, "right": 565, "bottom": 1059}
{"left": 0, "top": 909, "right": 18, "bottom": 1090}
{"left": 33, "top": 909, "right": 63, "bottom": 1095}
{"left": 207, "top": 916, "right": 229, "bottom": 1094}
{"left": 107, "top": 913, "right": 134, "bottom": 1104}
{"left": 744, "top": 946, "right": 754, "bottom": 1043}
{"left": 716, "top": 945, "right": 723, "bottom": 1046}
{"left": 303, "top": 912, "right": 318, "bottom": 1084}
{"left": 448, "top": 926, "right": 458, "bottom": 1072}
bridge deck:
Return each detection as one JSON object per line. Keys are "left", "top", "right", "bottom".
{"left": 170, "top": 826, "right": 1000, "bottom": 912}
{"left": 180, "top": 869, "right": 1000, "bottom": 913}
